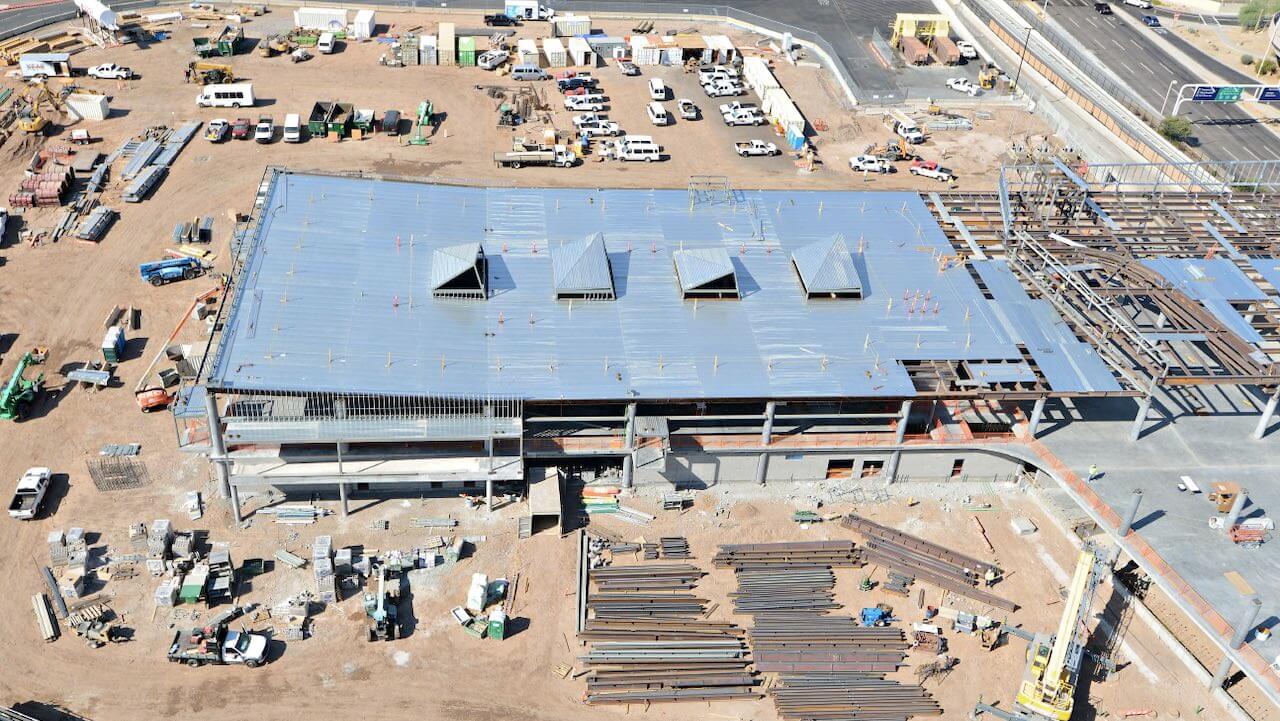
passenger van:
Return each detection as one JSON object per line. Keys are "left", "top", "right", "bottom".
{"left": 283, "top": 113, "right": 302, "bottom": 142}
{"left": 611, "top": 135, "right": 661, "bottom": 162}
{"left": 511, "top": 64, "right": 550, "bottom": 81}
{"left": 196, "top": 83, "right": 255, "bottom": 108}
{"left": 646, "top": 102, "right": 669, "bottom": 126}
{"left": 648, "top": 77, "right": 667, "bottom": 100}
{"left": 317, "top": 32, "right": 336, "bottom": 54}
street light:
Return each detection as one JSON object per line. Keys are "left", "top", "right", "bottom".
{"left": 1011, "top": 26, "right": 1033, "bottom": 92}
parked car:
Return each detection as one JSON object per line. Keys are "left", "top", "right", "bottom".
{"left": 735, "top": 139, "right": 779, "bottom": 157}
{"left": 231, "top": 117, "right": 252, "bottom": 139}
{"left": 955, "top": 40, "right": 979, "bottom": 59}
{"left": 87, "top": 63, "right": 133, "bottom": 79}
{"left": 618, "top": 60, "right": 639, "bottom": 76}
{"left": 8, "top": 467, "right": 51, "bottom": 520}
{"left": 677, "top": 98, "right": 699, "bottom": 120}
{"left": 720, "top": 102, "right": 765, "bottom": 126}
{"left": 557, "top": 76, "right": 596, "bottom": 92}
{"left": 1124, "top": 0, "right": 1153, "bottom": 8}
{"left": 204, "top": 118, "right": 230, "bottom": 142}
{"left": 1141, "top": 14, "right": 1161, "bottom": 26}
{"left": 648, "top": 77, "right": 667, "bottom": 100}
{"left": 579, "top": 119, "right": 621, "bottom": 137}
{"left": 254, "top": 115, "right": 274, "bottom": 142}
{"left": 1094, "top": 2, "right": 1113, "bottom": 13}
{"left": 849, "top": 154, "right": 892, "bottom": 173}
{"left": 909, "top": 159, "right": 955, "bottom": 182}
{"left": 483, "top": 13, "right": 521, "bottom": 26}
{"left": 698, "top": 65, "right": 738, "bottom": 84}
{"left": 478, "top": 50, "right": 508, "bottom": 70}
{"left": 945, "top": 77, "right": 980, "bottom": 96}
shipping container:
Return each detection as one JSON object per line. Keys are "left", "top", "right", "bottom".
{"left": 66, "top": 93, "right": 109, "bottom": 122}
{"left": 552, "top": 14, "right": 590, "bottom": 37}
{"left": 930, "top": 36, "right": 960, "bottom": 65}
{"left": 458, "top": 35, "right": 476, "bottom": 67}
{"left": 742, "top": 56, "right": 780, "bottom": 95}
{"left": 517, "top": 37, "right": 540, "bottom": 66}
{"left": 419, "top": 35, "right": 437, "bottom": 65}
{"left": 703, "top": 34, "right": 737, "bottom": 64}
{"left": 350, "top": 9, "right": 375, "bottom": 40}
{"left": 585, "top": 34, "right": 625, "bottom": 58}
{"left": 293, "top": 7, "right": 348, "bottom": 31}
{"left": 438, "top": 22, "right": 456, "bottom": 66}
{"left": 630, "top": 36, "right": 659, "bottom": 65}
{"left": 899, "top": 36, "right": 928, "bottom": 65}
{"left": 542, "top": 37, "right": 567, "bottom": 67}
{"left": 567, "top": 36, "right": 595, "bottom": 67}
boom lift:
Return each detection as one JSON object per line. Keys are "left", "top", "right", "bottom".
{"left": 975, "top": 544, "right": 1111, "bottom": 721}
{"left": 408, "top": 99, "right": 433, "bottom": 146}
{"left": 363, "top": 560, "right": 403, "bottom": 641}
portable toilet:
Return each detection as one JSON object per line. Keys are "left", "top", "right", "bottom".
{"left": 487, "top": 608, "right": 507, "bottom": 640}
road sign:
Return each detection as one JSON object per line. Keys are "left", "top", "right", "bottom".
{"left": 1216, "top": 86, "right": 1244, "bottom": 102}
{"left": 1192, "top": 85, "right": 1219, "bottom": 101}
{"left": 1261, "top": 87, "right": 1280, "bottom": 102}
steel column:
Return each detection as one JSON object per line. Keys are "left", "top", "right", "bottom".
{"left": 762, "top": 401, "right": 777, "bottom": 445}
{"left": 622, "top": 402, "right": 636, "bottom": 489}
{"left": 205, "top": 391, "right": 231, "bottom": 500}
{"left": 229, "top": 483, "right": 242, "bottom": 524}
{"left": 1224, "top": 489, "right": 1249, "bottom": 530}
{"left": 1118, "top": 489, "right": 1142, "bottom": 536}
{"left": 338, "top": 479, "right": 348, "bottom": 517}
{"left": 895, "top": 400, "right": 911, "bottom": 444}
{"left": 885, "top": 450, "right": 901, "bottom": 484}
{"left": 754, "top": 452, "right": 768, "bottom": 485}
{"left": 1130, "top": 394, "right": 1153, "bottom": 441}
{"left": 1211, "top": 597, "right": 1263, "bottom": 688}
{"left": 486, "top": 477, "right": 494, "bottom": 512}
{"left": 1028, "top": 397, "right": 1047, "bottom": 437}
{"left": 1254, "top": 390, "right": 1279, "bottom": 440}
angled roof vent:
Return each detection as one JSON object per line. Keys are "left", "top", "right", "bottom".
{"left": 673, "top": 247, "right": 739, "bottom": 299}
{"left": 552, "top": 233, "right": 615, "bottom": 300}
{"left": 791, "top": 234, "right": 862, "bottom": 299}
{"left": 431, "top": 242, "right": 488, "bottom": 299}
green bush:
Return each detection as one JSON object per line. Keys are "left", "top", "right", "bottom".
{"left": 1159, "top": 116, "right": 1195, "bottom": 143}
{"left": 1242, "top": 53, "right": 1255, "bottom": 65}
{"left": 1238, "top": 0, "right": 1280, "bottom": 29}
{"left": 1262, "top": 59, "right": 1279, "bottom": 74}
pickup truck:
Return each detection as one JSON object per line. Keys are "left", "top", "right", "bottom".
{"left": 168, "top": 624, "right": 268, "bottom": 668}
{"left": 254, "top": 115, "right": 274, "bottom": 143}
{"left": 946, "top": 77, "right": 980, "bottom": 96}
{"left": 909, "top": 159, "right": 955, "bottom": 182}
{"left": 735, "top": 140, "right": 779, "bottom": 157}
{"left": 720, "top": 102, "right": 765, "bottom": 126}
{"left": 205, "top": 118, "right": 229, "bottom": 142}
{"left": 850, "top": 154, "right": 892, "bottom": 173}
{"left": 703, "top": 79, "right": 745, "bottom": 97}
{"left": 8, "top": 467, "right": 51, "bottom": 520}
{"left": 231, "top": 117, "right": 252, "bottom": 140}
{"left": 494, "top": 142, "right": 575, "bottom": 168}
{"left": 88, "top": 63, "right": 134, "bottom": 79}
{"left": 955, "top": 40, "right": 979, "bottom": 59}
{"left": 478, "top": 50, "right": 508, "bottom": 70}
{"left": 564, "top": 95, "right": 606, "bottom": 112}
{"left": 483, "top": 13, "right": 521, "bottom": 26}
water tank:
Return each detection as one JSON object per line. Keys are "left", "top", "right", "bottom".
{"left": 75, "top": 0, "right": 119, "bottom": 30}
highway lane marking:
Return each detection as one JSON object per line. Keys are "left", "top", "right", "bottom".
{"left": 1138, "top": 61, "right": 1154, "bottom": 75}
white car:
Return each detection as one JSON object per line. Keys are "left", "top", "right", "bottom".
{"left": 850, "top": 155, "right": 892, "bottom": 173}
{"left": 648, "top": 77, "right": 667, "bottom": 101}
{"left": 735, "top": 139, "right": 779, "bottom": 157}
{"left": 955, "top": 40, "right": 978, "bottom": 60}
{"left": 946, "top": 77, "right": 980, "bottom": 96}
{"left": 910, "top": 160, "right": 955, "bottom": 182}
{"left": 88, "top": 63, "right": 133, "bottom": 80}
{"left": 698, "top": 65, "right": 738, "bottom": 84}
{"left": 677, "top": 98, "right": 699, "bottom": 120}
{"left": 720, "top": 102, "right": 765, "bottom": 126}
{"left": 8, "top": 467, "right": 51, "bottom": 520}
{"left": 576, "top": 118, "right": 621, "bottom": 137}
{"left": 564, "top": 95, "right": 605, "bottom": 112}
{"left": 1123, "top": 0, "right": 1152, "bottom": 7}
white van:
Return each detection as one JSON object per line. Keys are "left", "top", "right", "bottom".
{"left": 890, "top": 112, "right": 924, "bottom": 144}
{"left": 611, "top": 135, "right": 661, "bottom": 162}
{"left": 283, "top": 113, "right": 302, "bottom": 142}
{"left": 646, "top": 102, "right": 669, "bottom": 126}
{"left": 648, "top": 77, "right": 667, "bottom": 100}
{"left": 511, "top": 64, "right": 550, "bottom": 81}
{"left": 196, "top": 83, "right": 255, "bottom": 108}
{"left": 317, "top": 32, "right": 336, "bottom": 54}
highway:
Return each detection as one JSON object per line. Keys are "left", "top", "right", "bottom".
{"left": 1048, "top": 1, "right": 1280, "bottom": 163}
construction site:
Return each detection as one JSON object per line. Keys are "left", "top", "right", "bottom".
{"left": 0, "top": 2, "right": 1278, "bottom": 721}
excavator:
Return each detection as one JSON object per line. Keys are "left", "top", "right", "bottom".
{"left": 17, "top": 82, "right": 64, "bottom": 134}
{"left": 0, "top": 350, "right": 46, "bottom": 421}
{"left": 975, "top": 543, "right": 1112, "bottom": 721}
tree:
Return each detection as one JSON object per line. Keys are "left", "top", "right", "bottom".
{"left": 1159, "top": 116, "right": 1195, "bottom": 143}
{"left": 1238, "top": 0, "right": 1280, "bottom": 29}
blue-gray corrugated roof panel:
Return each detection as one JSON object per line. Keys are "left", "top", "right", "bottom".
{"left": 1141, "top": 257, "right": 1266, "bottom": 302}
{"left": 1250, "top": 258, "right": 1280, "bottom": 293}
{"left": 672, "top": 246, "right": 734, "bottom": 291}
{"left": 551, "top": 233, "right": 613, "bottom": 295}
{"left": 965, "top": 361, "right": 1036, "bottom": 385}
{"left": 791, "top": 234, "right": 861, "bottom": 295}
{"left": 208, "top": 173, "right": 1043, "bottom": 400}
{"left": 971, "top": 260, "right": 1121, "bottom": 394}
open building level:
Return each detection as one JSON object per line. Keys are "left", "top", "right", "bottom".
{"left": 180, "top": 161, "right": 1280, "bottom": 522}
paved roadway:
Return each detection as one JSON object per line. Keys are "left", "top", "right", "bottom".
{"left": 1049, "top": 1, "right": 1280, "bottom": 163}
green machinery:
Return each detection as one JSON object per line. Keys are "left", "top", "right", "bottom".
{"left": 0, "top": 352, "right": 44, "bottom": 421}
{"left": 409, "top": 99, "right": 433, "bottom": 146}
{"left": 363, "top": 559, "right": 404, "bottom": 641}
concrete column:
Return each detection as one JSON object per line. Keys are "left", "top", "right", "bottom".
{"left": 885, "top": 450, "right": 901, "bottom": 485}
{"left": 895, "top": 400, "right": 911, "bottom": 444}
{"left": 229, "top": 484, "right": 242, "bottom": 524}
{"left": 754, "top": 452, "right": 769, "bottom": 485}
{"left": 1224, "top": 489, "right": 1249, "bottom": 531}
{"left": 338, "top": 480, "right": 348, "bottom": 517}
{"left": 1129, "top": 394, "right": 1153, "bottom": 442}
{"left": 486, "top": 477, "right": 494, "bottom": 513}
{"left": 621, "top": 402, "right": 636, "bottom": 489}
{"left": 1118, "top": 489, "right": 1143, "bottom": 536}
{"left": 761, "top": 401, "right": 777, "bottom": 446}
{"left": 1210, "top": 597, "right": 1263, "bottom": 688}
{"left": 1028, "top": 397, "right": 1047, "bottom": 437}
{"left": 1254, "top": 390, "right": 1279, "bottom": 440}
{"left": 204, "top": 391, "right": 231, "bottom": 500}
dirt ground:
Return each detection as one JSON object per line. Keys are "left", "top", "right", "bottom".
{"left": 0, "top": 7, "right": 1197, "bottom": 721}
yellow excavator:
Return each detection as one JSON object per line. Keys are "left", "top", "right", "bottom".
{"left": 17, "top": 81, "right": 63, "bottom": 134}
{"left": 975, "top": 544, "right": 1111, "bottom": 721}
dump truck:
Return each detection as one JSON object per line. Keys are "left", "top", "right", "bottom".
{"left": 139, "top": 257, "right": 206, "bottom": 286}
{"left": 168, "top": 624, "right": 267, "bottom": 668}
{"left": 187, "top": 61, "right": 234, "bottom": 85}
{"left": 494, "top": 140, "right": 575, "bottom": 168}
{"left": 930, "top": 36, "right": 960, "bottom": 65}
{"left": 899, "top": 36, "right": 928, "bottom": 65}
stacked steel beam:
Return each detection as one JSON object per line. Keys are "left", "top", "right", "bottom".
{"left": 578, "top": 563, "right": 758, "bottom": 705}
{"left": 841, "top": 514, "right": 1017, "bottom": 612}
{"left": 721, "top": 541, "right": 942, "bottom": 721}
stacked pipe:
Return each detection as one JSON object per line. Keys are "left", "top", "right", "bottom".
{"left": 721, "top": 541, "right": 941, "bottom": 721}
{"left": 841, "top": 514, "right": 1017, "bottom": 612}
{"left": 10, "top": 166, "right": 73, "bottom": 208}
{"left": 578, "top": 563, "right": 758, "bottom": 705}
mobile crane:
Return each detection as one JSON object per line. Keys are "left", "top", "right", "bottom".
{"left": 975, "top": 543, "right": 1111, "bottom": 721}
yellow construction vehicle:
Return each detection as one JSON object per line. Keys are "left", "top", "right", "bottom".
{"left": 975, "top": 544, "right": 1110, "bottom": 721}
{"left": 16, "top": 82, "right": 63, "bottom": 134}
{"left": 979, "top": 65, "right": 1001, "bottom": 90}
{"left": 187, "top": 61, "right": 235, "bottom": 84}
{"left": 258, "top": 34, "right": 292, "bottom": 57}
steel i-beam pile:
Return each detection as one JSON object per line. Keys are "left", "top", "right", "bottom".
{"left": 721, "top": 542, "right": 942, "bottom": 721}
{"left": 840, "top": 514, "right": 1017, "bottom": 612}
{"left": 577, "top": 563, "right": 758, "bottom": 705}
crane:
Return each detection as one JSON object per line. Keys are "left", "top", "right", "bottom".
{"left": 975, "top": 543, "right": 1111, "bottom": 721}
{"left": 0, "top": 351, "right": 46, "bottom": 420}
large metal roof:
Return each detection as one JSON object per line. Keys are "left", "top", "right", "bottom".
{"left": 207, "top": 172, "right": 1088, "bottom": 401}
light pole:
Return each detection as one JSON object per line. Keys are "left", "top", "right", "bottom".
{"left": 1011, "top": 26, "right": 1033, "bottom": 92}
{"left": 1159, "top": 80, "right": 1178, "bottom": 116}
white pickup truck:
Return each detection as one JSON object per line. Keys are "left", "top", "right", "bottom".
{"left": 849, "top": 154, "right": 892, "bottom": 173}
{"left": 735, "top": 139, "right": 779, "bottom": 157}
{"left": 720, "top": 102, "right": 765, "bottom": 126}
{"left": 909, "top": 160, "right": 955, "bottom": 182}
{"left": 8, "top": 467, "right": 51, "bottom": 520}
